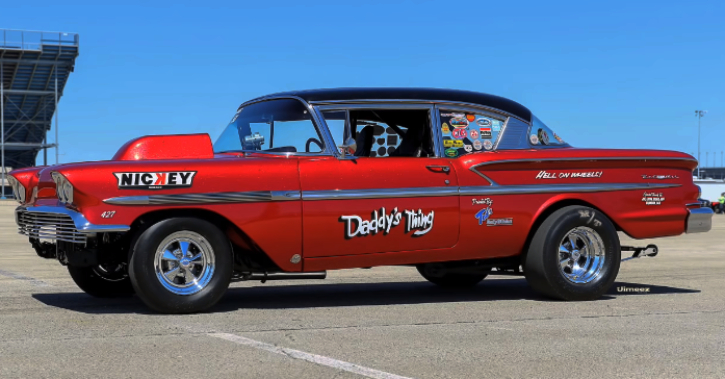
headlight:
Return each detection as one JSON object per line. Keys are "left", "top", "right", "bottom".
{"left": 6, "top": 176, "right": 25, "bottom": 203}
{"left": 51, "top": 172, "right": 74, "bottom": 204}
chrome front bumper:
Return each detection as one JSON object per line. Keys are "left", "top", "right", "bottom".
{"left": 15, "top": 206, "right": 130, "bottom": 243}
{"left": 685, "top": 207, "right": 713, "bottom": 234}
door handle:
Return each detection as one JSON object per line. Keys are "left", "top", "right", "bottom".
{"left": 426, "top": 165, "right": 450, "bottom": 173}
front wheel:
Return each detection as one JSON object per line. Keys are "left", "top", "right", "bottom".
{"left": 129, "top": 218, "right": 233, "bottom": 314}
{"left": 68, "top": 264, "right": 134, "bottom": 298}
{"left": 524, "top": 205, "right": 620, "bottom": 301}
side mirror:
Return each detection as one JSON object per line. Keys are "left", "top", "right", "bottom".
{"left": 338, "top": 137, "right": 357, "bottom": 159}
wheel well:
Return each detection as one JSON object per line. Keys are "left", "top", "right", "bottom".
{"left": 127, "top": 208, "right": 280, "bottom": 272}
{"left": 520, "top": 199, "right": 621, "bottom": 263}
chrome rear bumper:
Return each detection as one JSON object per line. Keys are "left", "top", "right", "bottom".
{"left": 685, "top": 207, "right": 713, "bottom": 233}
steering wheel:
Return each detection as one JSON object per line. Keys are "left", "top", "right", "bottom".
{"left": 305, "top": 138, "right": 323, "bottom": 153}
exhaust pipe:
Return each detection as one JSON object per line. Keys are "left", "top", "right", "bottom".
{"left": 621, "top": 244, "right": 658, "bottom": 262}
{"left": 236, "top": 271, "right": 327, "bottom": 283}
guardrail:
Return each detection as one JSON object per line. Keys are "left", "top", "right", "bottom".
{"left": 0, "top": 29, "right": 79, "bottom": 51}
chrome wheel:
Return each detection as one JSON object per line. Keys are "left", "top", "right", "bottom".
{"left": 558, "top": 226, "right": 606, "bottom": 284}
{"left": 154, "top": 231, "right": 215, "bottom": 295}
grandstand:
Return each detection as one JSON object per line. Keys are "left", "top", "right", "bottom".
{"left": 698, "top": 167, "right": 725, "bottom": 180}
{"left": 0, "top": 29, "right": 79, "bottom": 197}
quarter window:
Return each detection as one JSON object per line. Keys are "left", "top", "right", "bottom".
{"left": 529, "top": 115, "right": 567, "bottom": 146}
{"left": 439, "top": 110, "right": 505, "bottom": 157}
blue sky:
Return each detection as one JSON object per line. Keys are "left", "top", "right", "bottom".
{"left": 2, "top": 0, "right": 724, "bottom": 166}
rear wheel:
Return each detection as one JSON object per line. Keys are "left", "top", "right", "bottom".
{"left": 416, "top": 264, "right": 489, "bottom": 287}
{"left": 524, "top": 205, "right": 620, "bottom": 301}
{"left": 129, "top": 218, "right": 233, "bottom": 314}
{"left": 68, "top": 263, "right": 134, "bottom": 298}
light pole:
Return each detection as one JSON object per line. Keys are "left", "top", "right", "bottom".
{"left": 695, "top": 110, "right": 707, "bottom": 178}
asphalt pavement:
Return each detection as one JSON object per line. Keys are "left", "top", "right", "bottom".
{"left": 0, "top": 200, "right": 723, "bottom": 378}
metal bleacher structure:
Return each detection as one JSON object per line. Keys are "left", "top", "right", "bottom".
{"left": 0, "top": 29, "right": 79, "bottom": 197}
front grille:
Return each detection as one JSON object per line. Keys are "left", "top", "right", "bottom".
{"left": 16, "top": 210, "right": 87, "bottom": 244}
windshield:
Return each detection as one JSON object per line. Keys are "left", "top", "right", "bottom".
{"left": 214, "top": 99, "right": 325, "bottom": 154}
{"left": 529, "top": 115, "right": 568, "bottom": 147}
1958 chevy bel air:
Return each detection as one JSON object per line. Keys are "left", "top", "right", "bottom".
{"left": 8, "top": 88, "right": 713, "bottom": 313}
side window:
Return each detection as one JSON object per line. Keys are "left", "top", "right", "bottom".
{"left": 439, "top": 110, "right": 505, "bottom": 157}
{"left": 529, "top": 115, "right": 566, "bottom": 146}
{"left": 352, "top": 122, "right": 405, "bottom": 157}
{"left": 214, "top": 99, "right": 325, "bottom": 154}
{"left": 321, "top": 108, "right": 434, "bottom": 158}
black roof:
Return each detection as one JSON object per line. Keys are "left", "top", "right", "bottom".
{"left": 249, "top": 87, "right": 532, "bottom": 122}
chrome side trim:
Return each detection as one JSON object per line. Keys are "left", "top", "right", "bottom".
{"left": 310, "top": 104, "right": 340, "bottom": 158}
{"left": 686, "top": 207, "right": 713, "bottom": 233}
{"left": 104, "top": 196, "right": 150, "bottom": 205}
{"left": 433, "top": 104, "right": 444, "bottom": 157}
{"left": 471, "top": 156, "right": 698, "bottom": 169}
{"left": 103, "top": 183, "right": 680, "bottom": 205}
{"left": 305, "top": 183, "right": 678, "bottom": 200}
{"left": 431, "top": 106, "right": 442, "bottom": 158}
{"left": 468, "top": 166, "right": 499, "bottom": 186}
{"left": 18, "top": 206, "right": 130, "bottom": 234}
{"left": 271, "top": 190, "right": 302, "bottom": 201}
{"left": 302, "top": 187, "right": 460, "bottom": 201}
{"left": 458, "top": 183, "right": 680, "bottom": 196}
{"left": 104, "top": 191, "right": 302, "bottom": 205}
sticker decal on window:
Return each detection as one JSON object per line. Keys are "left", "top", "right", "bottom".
{"left": 440, "top": 111, "right": 503, "bottom": 156}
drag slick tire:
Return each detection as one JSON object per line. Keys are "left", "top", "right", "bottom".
{"left": 524, "top": 205, "right": 620, "bottom": 301}
{"left": 129, "top": 217, "right": 233, "bottom": 314}
{"left": 68, "top": 264, "right": 135, "bottom": 298}
{"left": 416, "top": 264, "right": 489, "bottom": 287}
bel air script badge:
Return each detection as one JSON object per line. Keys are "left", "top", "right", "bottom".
{"left": 642, "top": 174, "right": 679, "bottom": 180}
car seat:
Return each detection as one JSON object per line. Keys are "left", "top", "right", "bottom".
{"left": 354, "top": 125, "right": 375, "bottom": 157}
{"left": 389, "top": 128, "right": 423, "bottom": 157}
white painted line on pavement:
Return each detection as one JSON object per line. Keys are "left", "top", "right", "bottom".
{"left": 0, "top": 268, "right": 51, "bottom": 287}
{"left": 209, "top": 332, "right": 414, "bottom": 379}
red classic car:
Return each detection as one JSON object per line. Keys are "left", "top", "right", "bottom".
{"left": 9, "top": 88, "right": 714, "bottom": 313}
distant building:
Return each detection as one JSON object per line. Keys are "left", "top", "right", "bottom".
{"left": 698, "top": 167, "right": 725, "bottom": 180}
